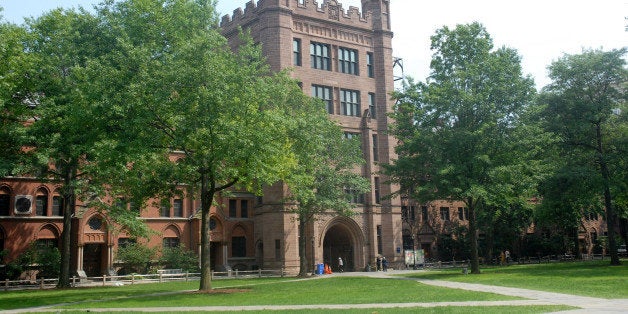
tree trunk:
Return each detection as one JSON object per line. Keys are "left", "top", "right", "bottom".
{"left": 483, "top": 224, "right": 494, "bottom": 264}
{"left": 57, "top": 168, "right": 76, "bottom": 288}
{"left": 199, "top": 171, "right": 215, "bottom": 291}
{"left": 620, "top": 217, "right": 628, "bottom": 247}
{"left": 467, "top": 198, "right": 480, "bottom": 274}
{"left": 298, "top": 216, "right": 308, "bottom": 277}
{"left": 572, "top": 226, "right": 580, "bottom": 258}
{"left": 596, "top": 123, "right": 620, "bottom": 265}
{"left": 602, "top": 181, "right": 620, "bottom": 265}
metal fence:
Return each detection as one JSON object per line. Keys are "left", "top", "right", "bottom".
{"left": 2, "top": 268, "right": 286, "bottom": 291}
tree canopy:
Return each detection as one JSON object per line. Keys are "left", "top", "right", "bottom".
{"left": 386, "top": 22, "right": 536, "bottom": 273}
{"left": 281, "top": 90, "right": 370, "bottom": 277}
{"left": 538, "top": 48, "right": 627, "bottom": 265}
{"left": 0, "top": 20, "right": 33, "bottom": 176}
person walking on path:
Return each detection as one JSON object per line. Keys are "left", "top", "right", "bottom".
{"left": 382, "top": 257, "right": 388, "bottom": 272}
{"left": 338, "top": 257, "right": 344, "bottom": 272}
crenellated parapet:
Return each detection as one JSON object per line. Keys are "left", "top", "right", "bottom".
{"left": 221, "top": 0, "right": 390, "bottom": 33}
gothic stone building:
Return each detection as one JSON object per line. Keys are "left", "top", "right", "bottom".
{"left": 0, "top": 0, "right": 404, "bottom": 278}
{"left": 220, "top": 0, "right": 403, "bottom": 273}
{"left": 0, "top": 0, "right": 607, "bottom": 278}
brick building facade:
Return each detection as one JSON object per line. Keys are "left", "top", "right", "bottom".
{"left": 0, "top": 0, "right": 404, "bottom": 278}
{"left": 0, "top": 0, "right": 608, "bottom": 279}
{"left": 220, "top": 0, "right": 403, "bottom": 273}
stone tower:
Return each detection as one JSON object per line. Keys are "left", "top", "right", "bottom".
{"left": 221, "top": 0, "right": 401, "bottom": 274}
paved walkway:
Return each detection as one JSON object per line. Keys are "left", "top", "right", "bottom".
{"left": 343, "top": 270, "right": 628, "bottom": 313}
{"left": 4, "top": 270, "right": 627, "bottom": 313}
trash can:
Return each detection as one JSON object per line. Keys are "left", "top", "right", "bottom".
{"left": 316, "top": 263, "right": 324, "bottom": 275}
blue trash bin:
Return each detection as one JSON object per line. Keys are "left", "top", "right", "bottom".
{"left": 316, "top": 263, "right": 324, "bottom": 275}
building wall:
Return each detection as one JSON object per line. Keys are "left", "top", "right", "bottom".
{"left": 1, "top": 0, "right": 608, "bottom": 278}
{"left": 221, "top": 0, "right": 403, "bottom": 274}
{"left": 0, "top": 177, "right": 257, "bottom": 276}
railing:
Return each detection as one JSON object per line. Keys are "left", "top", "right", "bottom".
{"left": 2, "top": 268, "right": 286, "bottom": 291}
{"left": 415, "top": 253, "right": 616, "bottom": 270}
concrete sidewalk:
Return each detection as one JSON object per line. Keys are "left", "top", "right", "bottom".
{"left": 333, "top": 270, "right": 628, "bottom": 313}
{"left": 414, "top": 278, "right": 628, "bottom": 313}
{"left": 4, "top": 270, "right": 627, "bottom": 313}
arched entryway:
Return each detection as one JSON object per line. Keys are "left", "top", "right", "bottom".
{"left": 322, "top": 219, "right": 363, "bottom": 272}
{"left": 209, "top": 216, "right": 224, "bottom": 270}
{"left": 82, "top": 215, "right": 108, "bottom": 277}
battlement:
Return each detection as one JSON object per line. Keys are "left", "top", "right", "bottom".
{"left": 220, "top": 0, "right": 387, "bottom": 31}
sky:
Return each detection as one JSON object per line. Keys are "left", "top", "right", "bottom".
{"left": 1, "top": 0, "right": 626, "bottom": 89}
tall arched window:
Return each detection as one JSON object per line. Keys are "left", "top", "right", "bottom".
{"left": 52, "top": 190, "right": 64, "bottom": 216}
{"left": 231, "top": 226, "right": 247, "bottom": 257}
{"left": 0, "top": 187, "right": 10, "bottom": 216}
{"left": 36, "top": 188, "right": 49, "bottom": 216}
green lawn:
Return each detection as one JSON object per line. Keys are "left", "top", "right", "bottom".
{"left": 1, "top": 261, "right": 623, "bottom": 313}
{"left": 56, "top": 277, "right": 519, "bottom": 309}
{"left": 55, "top": 306, "right": 575, "bottom": 314}
{"left": 407, "top": 260, "right": 628, "bottom": 298}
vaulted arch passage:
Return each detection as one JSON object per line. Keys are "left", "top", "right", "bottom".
{"left": 323, "top": 223, "right": 356, "bottom": 272}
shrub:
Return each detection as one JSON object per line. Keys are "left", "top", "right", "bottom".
{"left": 160, "top": 245, "right": 199, "bottom": 272}
{"left": 116, "top": 243, "right": 157, "bottom": 274}
{"left": 34, "top": 245, "right": 60, "bottom": 278}
{"left": 0, "top": 243, "right": 60, "bottom": 280}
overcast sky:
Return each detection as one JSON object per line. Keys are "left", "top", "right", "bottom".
{"left": 2, "top": 0, "right": 626, "bottom": 89}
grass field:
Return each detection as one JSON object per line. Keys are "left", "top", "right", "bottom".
{"left": 407, "top": 260, "right": 628, "bottom": 298}
{"left": 0, "top": 261, "right": 624, "bottom": 313}
{"left": 53, "top": 306, "right": 574, "bottom": 314}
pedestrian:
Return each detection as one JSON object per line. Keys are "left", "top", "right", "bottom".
{"left": 505, "top": 250, "right": 511, "bottom": 265}
{"left": 382, "top": 256, "right": 388, "bottom": 272}
{"left": 376, "top": 256, "right": 382, "bottom": 271}
{"left": 338, "top": 257, "right": 344, "bottom": 272}
{"left": 500, "top": 251, "right": 506, "bottom": 266}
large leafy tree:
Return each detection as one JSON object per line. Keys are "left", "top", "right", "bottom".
{"left": 539, "top": 48, "right": 627, "bottom": 265}
{"left": 16, "top": 3, "right": 157, "bottom": 288}
{"left": 385, "top": 22, "right": 536, "bottom": 274}
{"left": 282, "top": 92, "right": 370, "bottom": 277}
{"left": 0, "top": 19, "right": 32, "bottom": 176}
{"left": 19, "top": 7, "right": 134, "bottom": 288}
{"left": 100, "top": 0, "right": 305, "bottom": 291}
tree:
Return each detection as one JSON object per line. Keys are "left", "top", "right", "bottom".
{"left": 0, "top": 20, "right": 32, "bottom": 176}
{"left": 477, "top": 202, "right": 533, "bottom": 261}
{"left": 282, "top": 91, "right": 370, "bottom": 277}
{"left": 539, "top": 48, "right": 627, "bottom": 265}
{"left": 18, "top": 7, "right": 135, "bottom": 288}
{"left": 99, "top": 0, "right": 306, "bottom": 291}
{"left": 385, "top": 22, "right": 536, "bottom": 274}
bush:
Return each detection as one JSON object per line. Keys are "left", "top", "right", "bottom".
{"left": 0, "top": 243, "right": 60, "bottom": 280}
{"left": 160, "top": 245, "right": 199, "bottom": 272}
{"left": 35, "top": 246, "right": 60, "bottom": 278}
{"left": 116, "top": 243, "right": 157, "bottom": 274}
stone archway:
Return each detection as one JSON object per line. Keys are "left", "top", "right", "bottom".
{"left": 82, "top": 215, "right": 108, "bottom": 277}
{"left": 322, "top": 219, "right": 363, "bottom": 272}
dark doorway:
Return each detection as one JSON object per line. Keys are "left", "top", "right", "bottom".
{"left": 421, "top": 243, "right": 431, "bottom": 259}
{"left": 210, "top": 241, "right": 218, "bottom": 270}
{"left": 83, "top": 244, "right": 103, "bottom": 277}
{"left": 323, "top": 224, "right": 354, "bottom": 272}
